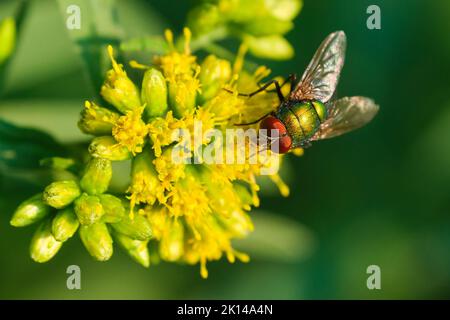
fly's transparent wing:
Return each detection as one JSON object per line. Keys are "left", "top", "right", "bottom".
{"left": 311, "top": 96, "right": 379, "bottom": 140}
{"left": 291, "top": 31, "right": 346, "bottom": 103}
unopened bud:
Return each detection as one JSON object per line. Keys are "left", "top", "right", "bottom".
{"left": 111, "top": 213, "right": 152, "bottom": 241}
{"left": 99, "top": 194, "right": 125, "bottom": 223}
{"left": 10, "top": 193, "right": 50, "bottom": 227}
{"left": 43, "top": 180, "right": 80, "bottom": 209}
{"left": 80, "top": 157, "right": 112, "bottom": 195}
{"left": 168, "top": 79, "right": 198, "bottom": 118}
{"left": 74, "top": 193, "right": 104, "bottom": 225}
{"left": 0, "top": 17, "right": 15, "bottom": 65}
{"left": 113, "top": 231, "right": 150, "bottom": 267}
{"left": 141, "top": 68, "right": 168, "bottom": 119}
{"left": 187, "top": 3, "right": 221, "bottom": 35}
{"left": 78, "top": 101, "right": 120, "bottom": 135}
{"left": 89, "top": 136, "right": 131, "bottom": 161}
{"left": 265, "top": 0, "right": 303, "bottom": 21}
{"left": 79, "top": 223, "right": 113, "bottom": 261}
{"left": 51, "top": 207, "right": 79, "bottom": 242}
{"left": 240, "top": 17, "right": 293, "bottom": 37}
{"left": 199, "top": 55, "right": 231, "bottom": 103}
{"left": 30, "top": 219, "right": 63, "bottom": 263}
{"left": 246, "top": 35, "right": 294, "bottom": 60}
{"left": 101, "top": 45, "right": 141, "bottom": 114}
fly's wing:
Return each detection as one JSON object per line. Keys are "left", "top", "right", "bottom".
{"left": 311, "top": 96, "right": 379, "bottom": 141}
{"left": 291, "top": 31, "right": 346, "bottom": 103}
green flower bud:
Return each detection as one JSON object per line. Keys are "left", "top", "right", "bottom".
{"left": 0, "top": 17, "right": 15, "bottom": 65}
{"left": 80, "top": 157, "right": 112, "bottom": 195}
{"left": 30, "top": 219, "right": 63, "bottom": 263}
{"left": 111, "top": 213, "right": 152, "bottom": 241}
{"left": 74, "top": 193, "right": 104, "bottom": 225}
{"left": 239, "top": 17, "right": 293, "bottom": 37}
{"left": 199, "top": 55, "right": 231, "bottom": 103}
{"left": 141, "top": 68, "right": 168, "bottom": 119}
{"left": 43, "top": 180, "right": 80, "bottom": 209}
{"left": 101, "top": 45, "right": 141, "bottom": 114}
{"left": 265, "top": 0, "right": 303, "bottom": 21}
{"left": 78, "top": 101, "right": 120, "bottom": 135}
{"left": 52, "top": 207, "right": 79, "bottom": 242}
{"left": 99, "top": 194, "right": 125, "bottom": 223}
{"left": 220, "top": 0, "right": 268, "bottom": 22}
{"left": 246, "top": 35, "right": 294, "bottom": 60}
{"left": 89, "top": 136, "right": 131, "bottom": 161}
{"left": 79, "top": 223, "right": 113, "bottom": 261}
{"left": 113, "top": 231, "right": 150, "bottom": 267}
{"left": 187, "top": 3, "right": 221, "bottom": 35}
{"left": 11, "top": 193, "right": 50, "bottom": 227}
{"left": 168, "top": 79, "right": 198, "bottom": 118}
{"left": 159, "top": 219, "right": 184, "bottom": 262}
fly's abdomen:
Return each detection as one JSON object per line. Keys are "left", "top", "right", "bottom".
{"left": 276, "top": 105, "right": 305, "bottom": 146}
{"left": 276, "top": 100, "right": 324, "bottom": 147}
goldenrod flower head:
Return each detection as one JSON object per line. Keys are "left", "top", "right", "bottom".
{"left": 153, "top": 146, "right": 186, "bottom": 191}
{"left": 12, "top": 27, "right": 297, "bottom": 278}
{"left": 167, "top": 167, "right": 211, "bottom": 226}
{"left": 101, "top": 45, "right": 141, "bottom": 114}
{"left": 79, "top": 101, "right": 120, "bottom": 136}
{"left": 155, "top": 28, "right": 197, "bottom": 81}
{"left": 147, "top": 111, "right": 183, "bottom": 157}
{"left": 112, "top": 106, "right": 148, "bottom": 155}
{"left": 155, "top": 28, "right": 201, "bottom": 118}
{"left": 183, "top": 215, "right": 250, "bottom": 279}
{"left": 127, "top": 149, "right": 166, "bottom": 214}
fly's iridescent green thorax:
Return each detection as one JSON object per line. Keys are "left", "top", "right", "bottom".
{"left": 275, "top": 100, "right": 327, "bottom": 147}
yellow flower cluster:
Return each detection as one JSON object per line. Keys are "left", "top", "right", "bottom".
{"left": 13, "top": 28, "right": 294, "bottom": 278}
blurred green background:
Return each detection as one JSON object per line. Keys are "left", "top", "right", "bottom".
{"left": 0, "top": 0, "right": 449, "bottom": 299}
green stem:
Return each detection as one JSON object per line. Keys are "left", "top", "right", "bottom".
{"left": 189, "top": 26, "right": 229, "bottom": 52}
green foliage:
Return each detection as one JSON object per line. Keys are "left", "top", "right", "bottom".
{"left": 0, "top": 119, "right": 65, "bottom": 170}
{"left": 56, "top": 0, "right": 124, "bottom": 93}
{"left": 0, "top": 0, "right": 448, "bottom": 300}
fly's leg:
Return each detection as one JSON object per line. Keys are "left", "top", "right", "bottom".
{"left": 261, "top": 74, "right": 298, "bottom": 94}
{"left": 223, "top": 79, "right": 285, "bottom": 103}
{"left": 234, "top": 112, "right": 274, "bottom": 126}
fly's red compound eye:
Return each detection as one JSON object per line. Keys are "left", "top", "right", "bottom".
{"left": 260, "top": 116, "right": 292, "bottom": 153}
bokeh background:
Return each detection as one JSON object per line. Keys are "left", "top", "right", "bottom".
{"left": 0, "top": 0, "right": 449, "bottom": 299}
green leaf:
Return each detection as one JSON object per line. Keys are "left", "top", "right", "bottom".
{"left": 56, "top": 0, "right": 125, "bottom": 93}
{"left": 120, "top": 35, "right": 167, "bottom": 55}
{"left": 0, "top": 118, "right": 66, "bottom": 170}
{"left": 235, "top": 211, "right": 315, "bottom": 262}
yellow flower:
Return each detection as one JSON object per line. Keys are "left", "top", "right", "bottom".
{"left": 154, "top": 28, "right": 201, "bottom": 118}
{"left": 127, "top": 148, "right": 166, "bottom": 215}
{"left": 112, "top": 106, "right": 148, "bottom": 155}
{"left": 14, "top": 28, "right": 294, "bottom": 276}
{"left": 78, "top": 101, "right": 120, "bottom": 135}
{"left": 183, "top": 214, "right": 250, "bottom": 279}
{"left": 147, "top": 111, "right": 183, "bottom": 157}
